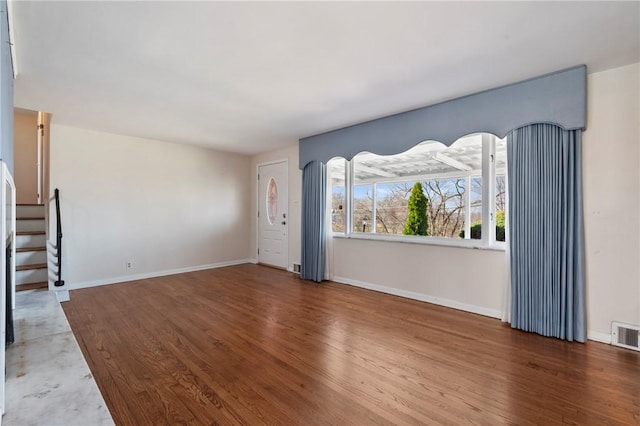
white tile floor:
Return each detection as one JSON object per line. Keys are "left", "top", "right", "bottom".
{"left": 4, "top": 290, "right": 114, "bottom": 426}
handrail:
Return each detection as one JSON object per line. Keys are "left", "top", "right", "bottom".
{"left": 54, "top": 188, "right": 64, "bottom": 287}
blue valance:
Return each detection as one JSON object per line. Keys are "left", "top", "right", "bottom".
{"left": 299, "top": 65, "right": 586, "bottom": 169}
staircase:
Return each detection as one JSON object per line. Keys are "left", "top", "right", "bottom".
{"left": 16, "top": 204, "right": 48, "bottom": 291}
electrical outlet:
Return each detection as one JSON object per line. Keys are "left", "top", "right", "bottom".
{"left": 126, "top": 261, "right": 133, "bottom": 269}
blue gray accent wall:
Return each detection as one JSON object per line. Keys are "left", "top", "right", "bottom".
{"left": 299, "top": 65, "right": 587, "bottom": 168}
{"left": 0, "top": 0, "right": 13, "bottom": 174}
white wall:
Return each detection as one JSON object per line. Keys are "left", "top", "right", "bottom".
{"left": 50, "top": 124, "right": 251, "bottom": 288}
{"left": 250, "top": 144, "right": 302, "bottom": 271}
{"left": 13, "top": 110, "right": 37, "bottom": 204}
{"left": 583, "top": 63, "right": 640, "bottom": 338}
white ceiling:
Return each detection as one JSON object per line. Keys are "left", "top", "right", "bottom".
{"left": 11, "top": 1, "right": 640, "bottom": 156}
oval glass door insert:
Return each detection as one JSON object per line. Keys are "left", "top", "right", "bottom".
{"left": 267, "top": 177, "right": 278, "bottom": 225}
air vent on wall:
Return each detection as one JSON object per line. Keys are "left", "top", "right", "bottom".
{"left": 611, "top": 321, "right": 640, "bottom": 352}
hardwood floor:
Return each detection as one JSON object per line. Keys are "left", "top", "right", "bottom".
{"left": 62, "top": 264, "right": 639, "bottom": 425}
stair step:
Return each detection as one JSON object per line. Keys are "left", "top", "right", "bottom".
{"left": 16, "top": 247, "right": 46, "bottom": 253}
{"left": 16, "top": 263, "right": 47, "bottom": 271}
{"left": 17, "top": 282, "right": 48, "bottom": 291}
{"left": 15, "top": 267, "right": 48, "bottom": 285}
{"left": 17, "top": 217, "right": 45, "bottom": 220}
{"left": 16, "top": 205, "right": 46, "bottom": 219}
{"left": 17, "top": 231, "right": 45, "bottom": 236}
{"left": 15, "top": 233, "right": 46, "bottom": 250}
{"left": 16, "top": 249, "right": 47, "bottom": 266}
{"left": 17, "top": 219, "right": 46, "bottom": 233}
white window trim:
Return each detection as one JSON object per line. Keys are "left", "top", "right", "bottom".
{"left": 481, "top": 133, "right": 496, "bottom": 246}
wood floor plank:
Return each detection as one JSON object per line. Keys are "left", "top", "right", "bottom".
{"left": 62, "top": 264, "right": 640, "bottom": 425}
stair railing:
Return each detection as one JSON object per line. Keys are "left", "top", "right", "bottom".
{"left": 54, "top": 188, "right": 64, "bottom": 287}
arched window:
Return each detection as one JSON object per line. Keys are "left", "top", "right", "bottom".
{"left": 328, "top": 133, "right": 506, "bottom": 247}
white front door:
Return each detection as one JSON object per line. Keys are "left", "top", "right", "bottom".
{"left": 258, "top": 161, "right": 288, "bottom": 269}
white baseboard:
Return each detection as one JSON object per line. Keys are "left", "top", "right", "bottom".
{"left": 587, "top": 330, "right": 612, "bottom": 344}
{"left": 332, "top": 275, "right": 502, "bottom": 319}
{"left": 68, "top": 259, "right": 253, "bottom": 290}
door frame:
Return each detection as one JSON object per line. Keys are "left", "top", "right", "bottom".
{"left": 256, "top": 158, "right": 289, "bottom": 269}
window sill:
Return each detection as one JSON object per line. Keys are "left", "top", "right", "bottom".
{"left": 331, "top": 232, "right": 506, "bottom": 252}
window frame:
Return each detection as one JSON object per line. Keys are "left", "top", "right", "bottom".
{"left": 328, "top": 134, "right": 506, "bottom": 251}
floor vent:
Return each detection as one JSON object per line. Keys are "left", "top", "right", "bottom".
{"left": 611, "top": 322, "right": 640, "bottom": 351}
{"left": 293, "top": 263, "right": 301, "bottom": 273}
